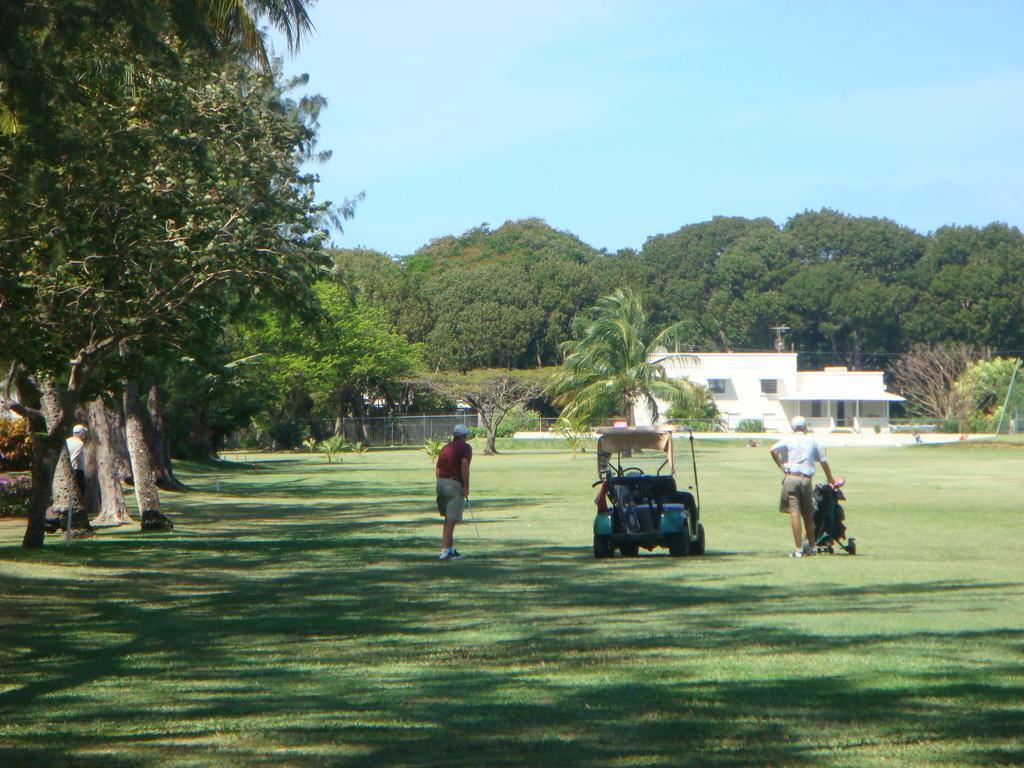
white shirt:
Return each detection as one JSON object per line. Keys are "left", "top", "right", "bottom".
{"left": 66, "top": 436, "right": 85, "bottom": 471}
{"left": 771, "top": 432, "right": 826, "bottom": 477}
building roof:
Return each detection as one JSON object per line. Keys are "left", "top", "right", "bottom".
{"left": 777, "top": 390, "right": 904, "bottom": 402}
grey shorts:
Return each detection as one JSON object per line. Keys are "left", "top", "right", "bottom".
{"left": 436, "top": 478, "right": 464, "bottom": 521}
{"left": 779, "top": 474, "right": 813, "bottom": 518}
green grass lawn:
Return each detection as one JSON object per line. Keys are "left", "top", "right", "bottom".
{"left": 1, "top": 439, "right": 1022, "bottom": 767}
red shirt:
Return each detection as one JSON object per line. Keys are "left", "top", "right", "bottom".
{"left": 436, "top": 439, "right": 472, "bottom": 481}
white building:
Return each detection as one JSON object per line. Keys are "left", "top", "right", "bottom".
{"left": 643, "top": 352, "right": 904, "bottom": 433}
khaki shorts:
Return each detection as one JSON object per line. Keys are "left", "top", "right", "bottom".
{"left": 436, "top": 478, "right": 464, "bottom": 521}
{"left": 779, "top": 474, "right": 813, "bottom": 518}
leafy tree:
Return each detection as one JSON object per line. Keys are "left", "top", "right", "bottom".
{"left": 234, "top": 280, "right": 422, "bottom": 447}
{"left": 0, "top": 32, "right": 333, "bottom": 545}
{"left": 330, "top": 248, "right": 432, "bottom": 343}
{"left": 408, "top": 219, "right": 605, "bottom": 369}
{"left": 956, "top": 357, "right": 1024, "bottom": 431}
{"left": 778, "top": 210, "right": 924, "bottom": 369}
{"left": 904, "top": 224, "right": 1024, "bottom": 352}
{"left": 419, "top": 369, "right": 552, "bottom": 455}
{"left": 1, "top": 0, "right": 314, "bottom": 134}
{"left": 636, "top": 216, "right": 783, "bottom": 347}
{"left": 550, "top": 289, "right": 696, "bottom": 426}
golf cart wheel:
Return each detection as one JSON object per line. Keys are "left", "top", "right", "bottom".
{"left": 848, "top": 537, "right": 857, "bottom": 555}
{"left": 594, "top": 534, "right": 614, "bottom": 559}
{"left": 619, "top": 542, "right": 640, "bottom": 557}
{"left": 666, "top": 532, "right": 689, "bottom": 557}
{"left": 693, "top": 524, "right": 706, "bottom": 556}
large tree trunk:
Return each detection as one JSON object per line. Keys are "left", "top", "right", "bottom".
{"left": 146, "top": 382, "right": 186, "bottom": 491}
{"left": 480, "top": 410, "right": 499, "bottom": 456}
{"left": 19, "top": 401, "right": 57, "bottom": 549}
{"left": 106, "top": 399, "right": 134, "bottom": 484}
{"left": 86, "top": 398, "right": 132, "bottom": 526}
{"left": 123, "top": 377, "right": 162, "bottom": 518}
{"left": 15, "top": 376, "right": 72, "bottom": 548}
{"left": 48, "top": 395, "right": 85, "bottom": 518}
{"left": 51, "top": 439, "right": 85, "bottom": 516}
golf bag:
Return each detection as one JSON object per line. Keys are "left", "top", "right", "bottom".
{"left": 812, "top": 483, "right": 855, "bottom": 554}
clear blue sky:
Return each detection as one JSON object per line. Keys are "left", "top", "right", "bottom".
{"left": 271, "top": 1, "right": 1024, "bottom": 257}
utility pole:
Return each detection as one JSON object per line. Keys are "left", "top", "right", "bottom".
{"left": 770, "top": 325, "right": 790, "bottom": 353}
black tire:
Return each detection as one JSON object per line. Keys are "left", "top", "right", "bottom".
{"left": 847, "top": 537, "right": 857, "bottom": 556}
{"left": 619, "top": 542, "right": 640, "bottom": 557}
{"left": 693, "top": 523, "right": 706, "bottom": 555}
{"left": 594, "top": 534, "right": 614, "bottom": 559}
{"left": 666, "top": 532, "right": 689, "bottom": 557}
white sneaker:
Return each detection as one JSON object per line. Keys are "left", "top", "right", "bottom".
{"left": 439, "top": 548, "right": 450, "bottom": 560}
{"left": 789, "top": 549, "right": 803, "bottom": 558}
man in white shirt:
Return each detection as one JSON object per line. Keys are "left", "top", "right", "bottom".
{"left": 66, "top": 424, "right": 88, "bottom": 497}
{"left": 770, "top": 416, "right": 835, "bottom": 557}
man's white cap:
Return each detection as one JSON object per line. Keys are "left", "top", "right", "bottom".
{"left": 72, "top": 424, "right": 88, "bottom": 434}
{"left": 453, "top": 424, "right": 470, "bottom": 437}
{"left": 790, "top": 416, "right": 807, "bottom": 430}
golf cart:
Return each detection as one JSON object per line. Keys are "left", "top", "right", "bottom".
{"left": 592, "top": 426, "right": 705, "bottom": 558}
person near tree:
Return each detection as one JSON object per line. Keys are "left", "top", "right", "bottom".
{"left": 66, "top": 424, "right": 89, "bottom": 500}
{"left": 435, "top": 424, "right": 472, "bottom": 560}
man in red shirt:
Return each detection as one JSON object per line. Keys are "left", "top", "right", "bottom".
{"left": 435, "top": 424, "right": 472, "bottom": 560}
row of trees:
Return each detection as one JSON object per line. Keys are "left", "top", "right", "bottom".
{"left": 0, "top": 0, "right": 334, "bottom": 547}
{"left": 147, "top": 214, "right": 1024, "bottom": 463}
{"left": 326, "top": 213, "right": 1024, "bottom": 374}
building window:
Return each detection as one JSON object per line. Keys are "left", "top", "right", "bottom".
{"left": 811, "top": 400, "right": 822, "bottom": 417}
{"left": 760, "top": 379, "right": 778, "bottom": 394}
{"left": 707, "top": 379, "right": 727, "bottom": 394}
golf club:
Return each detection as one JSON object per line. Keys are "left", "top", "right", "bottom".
{"left": 465, "top": 496, "right": 483, "bottom": 542}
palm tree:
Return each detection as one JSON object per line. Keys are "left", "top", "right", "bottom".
{"left": 164, "top": 0, "right": 315, "bottom": 67}
{"left": 551, "top": 289, "right": 696, "bottom": 426}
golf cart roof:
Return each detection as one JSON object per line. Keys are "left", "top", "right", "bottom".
{"left": 596, "top": 427, "right": 675, "bottom": 454}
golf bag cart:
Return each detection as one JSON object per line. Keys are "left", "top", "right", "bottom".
{"left": 592, "top": 426, "right": 705, "bottom": 558}
{"left": 812, "top": 477, "right": 856, "bottom": 555}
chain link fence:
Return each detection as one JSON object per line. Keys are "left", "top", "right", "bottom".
{"left": 329, "top": 415, "right": 480, "bottom": 446}
{"left": 330, "top": 416, "right": 731, "bottom": 445}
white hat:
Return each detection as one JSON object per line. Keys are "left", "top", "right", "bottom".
{"left": 790, "top": 416, "right": 807, "bottom": 430}
{"left": 72, "top": 424, "right": 88, "bottom": 434}
{"left": 453, "top": 424, "right": 470, "bottom": 437}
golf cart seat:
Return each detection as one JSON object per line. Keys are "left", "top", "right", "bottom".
{"left": 606, "top": 474, "right": 677, "bottom": 499}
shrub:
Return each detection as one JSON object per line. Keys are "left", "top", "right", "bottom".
{"left": 0, "top": 474, "right": 32, "bottom": 517}
{"left": 555, "top": 414, "right": 590, "bottom": 459}
{"left": 423, "top": 437, "right": 444, "bottom": 463}
{"left": 667, "top": 384, "right": 723, "bottom": 429}
{"left": 0, "top": 417, "right": 32, "bottom": 471}
{"left": 316, "top": 435, "right": 350, "bottom": 463}
{"left": 495, "top": 406, "right": 541, "bottom": 438}
{"left": 736, "top": 418, "right": 764, "bottom": 433}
